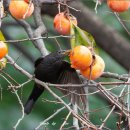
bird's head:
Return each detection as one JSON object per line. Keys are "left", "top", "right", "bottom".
{"left": 35, "top": 50, "right": 71, "bottom": 67}
{"left": 57, "top": 50, "right": 71, "bottom": 57}
{"left": 45, "top": 50, "right": 71, "bottom": 62}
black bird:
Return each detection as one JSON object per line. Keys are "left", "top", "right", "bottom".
{"left": 24, "top": 51, "right": 86, "bottom": 114}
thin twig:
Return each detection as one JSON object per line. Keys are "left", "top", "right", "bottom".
{"left": 60, "top": 111, "right": 71, "bottom": 130}
{"left": 42, "top": 98, "right": 62, "bottom": 104}
{"left": 0, "top": 70, "right": 19, "bottom": 85}
{"left": 57, "top": 0, "right": 81, "bottom": 12}
{"left": 98, "top": 78, "right": 129, "bottom": 129}
{"left": 98, "top": 105, "right": 115, "bottom": 130}
{"left": 35, "top": 103, "right": 71, "bottom": 130}
{"left": 94, "top": 0, "right": 101, "bottom": 14}
{"left": 98, "top": 83, "right": 129, "bottom": 115}
{"left": 4, "top": 35, "right": 73, "bottom": 43}
{"left": 114, "top": 12, "right": 130, "bottom": 36}
{"left": 8, "top": 79, "right": 32, "bottom": 90}
{"left": 0, "top": 73, "right": 12, "bottom": 85}
{"left": 13, "top": 89, "right": 25, "bottom": 130}
{"left": 102, "top": 72, "right": 128, "bottom": 81}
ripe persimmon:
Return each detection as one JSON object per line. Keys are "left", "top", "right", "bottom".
{"left": 107, "top": 0, "right": 130, "bottom": 12}
{"left": 0, "top": 41, "right": 8, "bottom": 59}
{"left": 54, "top": 12, "right": 77, "bottom": 35}
{"left": 9, "top": 0, "right": 34, "bottom": 19}
{"left": 80, "top": 55, "right": 105, "bottom": 80}
{"left": 70, "top": 45, "right": 92, "bottom": 70}
{"left": 24, "top": 0, "right": 29, "bottom": 3}
{"left": 24, "top": 0, "right": 30, "bottom": 3}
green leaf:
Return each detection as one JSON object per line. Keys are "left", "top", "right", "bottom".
{"left": 70, "top": 23, "right": 96, "bottom": 49}
{"left": 0, "top": 31, "right": 6, "bottom": 41}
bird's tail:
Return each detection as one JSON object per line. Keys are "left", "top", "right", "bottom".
{"left": 24, "top": 83, "right": 44, "bottom": 114}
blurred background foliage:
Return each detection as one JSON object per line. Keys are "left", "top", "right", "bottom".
{"left": 0, "top": 0, "right": 129, "bottom": 129}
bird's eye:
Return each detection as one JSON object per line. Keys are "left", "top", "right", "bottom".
{"left": 58, "top": 50, "right": 66, "bottom": 54}
{"left": 58, "top": 51, "right": 61, "bottom": 54}
{"left": 58, "top": 50, "right": 65, "bottom": 54}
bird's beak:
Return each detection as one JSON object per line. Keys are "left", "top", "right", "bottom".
{"left": 61, "top": 50, "right": 71, "bottom": 56}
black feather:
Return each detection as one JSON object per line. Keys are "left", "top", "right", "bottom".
{"left": 57, "top": 61, "right": 86, "bottom": 109}
{"left": 24, "top": 51, "right": 87, "bottom": 114}
{"left": 24, "top": 84, "right": 44, "bottom": 114}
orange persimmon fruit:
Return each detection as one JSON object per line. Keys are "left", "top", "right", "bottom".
{"left": 9, "top": 0, "right": 34, "bottom": 19}
{"left": 54, "top": 12, "right": 77, "bottom": 35}
{"left": 0, "top": 41, "right": 8, "bottom": 59}
{"left": 80, "top": 55, "right": 105, "bottom": 80}
{"left": 24, "top": 0, "right": 29, "bottom": 3}
{"left": 24, "top": 0, "right": 31, "bottom": 3}
{"left": 107, "top": 0, "right": 130, "bottom": 12}
{"left": 70, "top": 45, "right": 92, "bottom": 70}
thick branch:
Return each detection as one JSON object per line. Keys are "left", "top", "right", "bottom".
{"left": 39, "top": 0, "right": 71, "bottom": 4}
{"left": 33, "top": 0, "right": 49, "bottom": 56}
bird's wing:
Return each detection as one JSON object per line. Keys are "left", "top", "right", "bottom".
{"left": 57, "top": 61, "right": 87, "bottom": 110}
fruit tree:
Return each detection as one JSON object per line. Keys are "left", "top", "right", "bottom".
{"left": 1, "top": 0, "right": 130, "bottom": 130}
